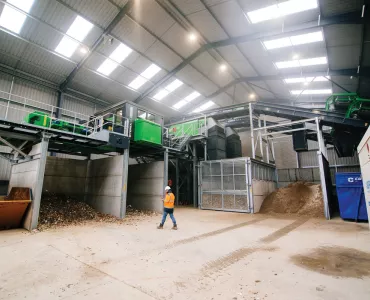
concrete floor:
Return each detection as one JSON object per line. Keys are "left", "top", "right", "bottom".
{"left": 1, "top": 208, "right": 370, "bottom": 300}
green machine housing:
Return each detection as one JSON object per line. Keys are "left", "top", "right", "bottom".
{"left": 25, "top": 111, "right": 89, "bottom": 135}
{"left": 133, "top": 118, "right": 162, "bottom": 145}
{"left": 325, "top": 93, "right": 370, "bottom": 157}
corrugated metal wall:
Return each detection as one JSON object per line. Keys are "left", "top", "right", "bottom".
{"left": 0, "top": 146, "right": 11, "bottom": 180}
{"left": 298, "top": 148, "right": 360, "bottom": 167}
{"left": 240, "top": 131, "right": 298, "bottom": 168}
{"left": 0, "top": 71, "right": 109, "bottom": 180}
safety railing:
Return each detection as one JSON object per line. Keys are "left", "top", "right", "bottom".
{"left": 0, "top": 90, "right": 129, "bottom": 137}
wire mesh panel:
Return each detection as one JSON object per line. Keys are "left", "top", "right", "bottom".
{"left": 200, "top": 158, "right": 251, "bottom": 213}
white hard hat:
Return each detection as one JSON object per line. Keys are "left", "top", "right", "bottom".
{"left": 165, "top": 186, "right": 171, "bottom": 191}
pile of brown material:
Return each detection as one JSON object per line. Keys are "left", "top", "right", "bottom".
{"left": 38, "top": 193, "right": 157, "bottom": 231}
{"left": 260, "top": 181, "right": 324, "bottom": 218}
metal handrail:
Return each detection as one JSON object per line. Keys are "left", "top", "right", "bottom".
{"left": 0, "top": 94, "right": 130, "bottom": 137}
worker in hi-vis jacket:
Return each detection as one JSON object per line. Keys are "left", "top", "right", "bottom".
{"left": 157, "top": 186, "right": 177, "bottom": 230}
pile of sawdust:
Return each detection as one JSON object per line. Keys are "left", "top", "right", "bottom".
{"left": 260, "top": 181, "right": 324, "bottom": 218}
{"left": 38, "top": 193, "right": 157, "bottom": 231}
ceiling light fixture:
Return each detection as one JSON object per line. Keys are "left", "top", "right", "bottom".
{"left": 219, "top": 64, "right": 227, "bottom": 72}
{"left": 292, "top": 54, "right": 299, "bottom": 60}
{"left": 247, "top": 0, "right": 318, "bottom": 24}
{"left": 188, "top": 33, "right": 197, "bottom": 41}
{"left": 80, "top": 47, "right": 88, "bottom": 54}
{"left": 249, "top": 93, "right": 256, "bottom": 99}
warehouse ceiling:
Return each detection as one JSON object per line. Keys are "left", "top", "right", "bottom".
{"left": 0, "top": 0, "right": 368, "bottom": 117}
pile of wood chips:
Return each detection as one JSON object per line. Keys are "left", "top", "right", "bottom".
{"left": 259, "top": 181, "right": 324, "bottom": 218}
{"left": 38, "top": 193, "right": 157, "bottom": 231}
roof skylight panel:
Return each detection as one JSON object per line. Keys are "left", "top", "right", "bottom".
{"left": 172, "top": 91, "right": 201, "bottom": 110}
{"left": 97, "top": 60, "right": 119, "bottom": 76}
{"left": 153, "top": 89, "right": 170, "bottom": 101}
{"left": 284, "top": 76, "right": 330, "bottom": 84}
{"left": 153, "top": 79, "right": 183, "bottom": 101}
{"left": 263, "top": 31, "right": 323, "bottom": 50}
{"left": 128, "top": 76, "right": 147, "bottom": 90}
{"left": 96, "top": 43, "right": 133, "bottom": 76}
{"left": 165, "top": 79, "right": 183, "bottom": 92}
{"left": 275, "top": 57, "right": 327, "bottom": 69}
{"left": 290, "top": 89, "right": 332, "bottom": 95}
{"left": 173, "top": 100, "right": 187, "bottom": 109}
{"left": 55, "top": 16, "right": 94, "bottom": 58}
{"left": 0, "top": 0, "right": 35, "bottom": 34}
{"left": 299, "top": 57, "right": 327, "bottom": 66}
{"left": 193, "top": 101, "right": 215, "bottom": 113}
{"left": 141, "top": 64, "right": 161, "bottom": 79}
{"left": 128, "top": 64, "right": 161, "bottom": 90}
{"left": 247, "top": 0, "right": 318, "bottom": 23}
{"left": 109, "top": 43, "right": 132, "bottom": 64}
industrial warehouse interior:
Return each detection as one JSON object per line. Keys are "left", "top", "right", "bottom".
{"left": 1, "top": 0, "right": 370, "bottom": 299}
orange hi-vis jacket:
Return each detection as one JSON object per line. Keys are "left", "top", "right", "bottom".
{"left": 164, "top": 192, "right": 175, "bottom": 209}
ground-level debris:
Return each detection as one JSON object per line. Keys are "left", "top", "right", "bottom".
{"left": 259, "top": 181, "right": 324, "bottom": 218}
{"left": 38, "top": 193, "right": 157, "bottom": 231}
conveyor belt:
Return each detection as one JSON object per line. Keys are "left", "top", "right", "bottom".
{"left": 0, "top": 118, "right": 129, "bottom": 155}
{"left": 169, "top": 101, "right": 368, "bottom": 129}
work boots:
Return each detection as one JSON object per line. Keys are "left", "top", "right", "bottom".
{"left": 172, "top": 224, "right": 178, "bottom": 230}
{"left": 157, "top": 224, "right": 163, "bottom": 229}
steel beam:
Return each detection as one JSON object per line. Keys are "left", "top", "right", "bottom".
{"left": 59, "top": 0, "right": 135, "bottom": 91}
{"left": 0, "top": 136, "right": 29, "bottom": 158}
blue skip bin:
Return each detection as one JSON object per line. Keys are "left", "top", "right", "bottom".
{"left": 336, "top": 172, "right": 368, "bottom": 221}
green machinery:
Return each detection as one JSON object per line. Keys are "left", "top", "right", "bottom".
{"left": 325, "top": 93, "right": 370, "bottom": 119}
{"left": 133, "top": 118, "right": 162, "bottom": 145}
{"left": 169, "top": 119, "right": 205, "bottom": 137}
{"left": 324, "top": 93, "right": 370, "bottom": 157}
{"left": 25, "top": 111, "right": 89, "bottom": 135}
{"left": 24, "top": 110, "right": 163, "bottom": 146}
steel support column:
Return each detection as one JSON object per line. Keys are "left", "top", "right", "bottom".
{"left": 175, "top": 158, "right": 179, "bottom": 206}
{"left": 249, "top": 103, "right": 255, "bottom": 158}
{"left": 163, "top": 148, "right": 169, "bottom": 197}
{"left": 29, "top": 133, "right": 51, "bottom": 230}
{"left": 56, "top": 91, "right": 64, "bottom": 119}
{"left": 120, "top": 146, "right": 130, "bottom": 219}
{"left": 193, "top": 143, "right": 197, "bottom": 208}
